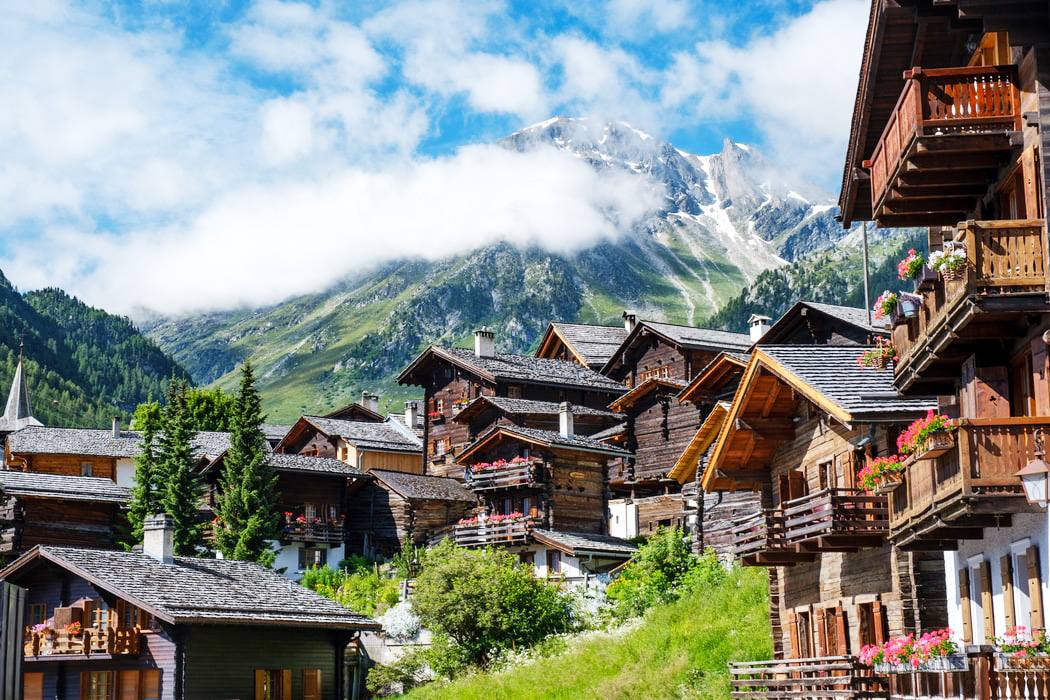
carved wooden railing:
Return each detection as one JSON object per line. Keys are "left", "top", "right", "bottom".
{"left": 890, "top": 418, "right": 1050, "bottom": 533}
{"left": 730, "top": 656, "right": 888, "bottom": 699}
{"left": 883, "top": 649, "right": 1050, "bottom": 699}
{"left": 867, "top": 65, "right": 1021, "bottom": 208}
{"left": 466, "top": 462, "right": 543, "bottom": 492}
{"left": 282, "top": 519, "right": 344, "bottom": 545}
{"left": 783, "top": 489, "right": 888, "bottom": 547}
{"left": 24, "top": 626, "right": 141, "bottom": 658}
{"left": 452, "top": 516, "right": 540, "bottom": 548}
{"left": 730, "top": 509, "right": 789, "bottom": 562}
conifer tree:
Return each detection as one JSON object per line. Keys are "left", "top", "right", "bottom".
{"left": 158, "top": 379, "right": 204, "bottom": 556}
{"left": 126, "top": 409, "right": 160, "bottom": 546}
{"left": 213, "top": 362, "right": 281, "bottom": 566}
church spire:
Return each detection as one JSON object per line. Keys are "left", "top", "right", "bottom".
{"left": 0, "top": 341, "right": 42, "bottom": 433}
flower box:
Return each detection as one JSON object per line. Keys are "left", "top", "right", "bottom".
{"left": 915, "top": 265, "right": 938, "bottom": 292}
{"left": 873, "top": 471, "right": 903, "bottom": 494}
{"left": 994, "top": 652, "right": 1050, "bottom": 671}
{"left": 914, "top": 431, "right": 954, "bottom": 460}
{"left": 874, "top": 654, "right": 968, "bottom": 673}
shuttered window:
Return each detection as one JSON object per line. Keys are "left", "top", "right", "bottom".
{"left": 958, "top": 568, "right": 973, "bottom": 644}
{"left": 980, "top": 560, "right": 995, "bottom": 641}
{"left": 1001, "top": 555, "right": 1016, "bottom": 631}
{"left": 254, "top": 670, "right": 291, "bottom": 700}
{"left": 857, "top": 601, "right": 888, "bottom": 648}
{"left": 112, "top": 670, "right": 161, "bottom": 700}
{"left": 303, "top": 669, "right": 321, "bottom": 700}
{"left": 81, "top": 672, "right": 114, "bottom": 700}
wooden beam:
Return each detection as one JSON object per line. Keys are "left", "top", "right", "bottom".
{"left": 734, "top": 417, "right": 795, "bottom": 441}
{"left": 759, "top": 380, "right": 782, "bottom": 419}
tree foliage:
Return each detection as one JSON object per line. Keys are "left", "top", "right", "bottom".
{"left": 126, "top": 409, "right": 161, "bottom": 546}
{"left": 213, "top": 363, "right": 280, "bottom": 565}
{"left": 131, "top": 386, "right": 234, "bottom": 432}
{"left": 157, "top": 380, "right": 204, "bottom": 556}
{"left": 411, "top": 539, "right": 572, "bottom": 666}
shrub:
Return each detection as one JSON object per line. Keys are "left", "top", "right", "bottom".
{"left": 300, "top": 565, "right": 400, "bottom": 616}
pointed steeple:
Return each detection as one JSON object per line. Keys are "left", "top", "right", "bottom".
{"left": 0, "top": 341, "right": 42, "bottom": 433}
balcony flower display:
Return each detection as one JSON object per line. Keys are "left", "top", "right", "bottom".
{"left": 457, "top": 512, "right": 525, "bottom": 525}
{"left": 873, "top": 291, "right": 899, "bottom": 321}
{"left": 857, "top": 338, "right": 897, "bottom": 370}
{"left": 897, "top": 411, "right": 954, "bottom": 456}
{"left": 929, "top": 247, "right": 967, "bottom": 280}
{"left": 994, "top": 626, "right": 1050, "bottom": 658}
{"left": 859, "top": 629, "right": 957, "bottom": 670}
{"left": 427, "top": 410, "right": 443, "bottom": 419}
{"left": 64, "top": 622, "right": 82, "bottom": 637}
{"left": 897, "top": 249, "right": 925, "bottom": 280}
{"left": 857, "top": 455, "right": 906, "bottom": 492}
{"left": 469, "top": 456, "right": 531, "bottom": 473}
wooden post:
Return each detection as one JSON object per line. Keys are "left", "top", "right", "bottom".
{"left": 1001, "top": 555, "right": 1016, "bottom": 631}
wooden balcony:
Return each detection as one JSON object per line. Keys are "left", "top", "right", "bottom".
{"left": 281, "top": 519, "right": 343, "bottom": 545}
{"left": 890, "top": 418, "right": 1047, "bottom": 550}
{"left": 865, "top": 65, "right": 1021, "bottom": 228}
{"left": 892, "top": 219, "right": 1047, "bottom": 394}
{"left": 24, "top": 626, "right": 141, "bottom": 660}
{"left": 465, "top": 461, "right": 543, "bottom": 492}
{"left": 452, "top": 516, "right": 540, "bottom": 548}
{"left": 783, "top": 489, "right": 888, "bottom": 552}
{"left": 730, "top": 509, "right": 815, "bottom": 567}
{"left": 729, "top": 656, "right": 888, "bottom": 699}
{"left": 880, "top": 649, "right": 1050, "bottom": 699}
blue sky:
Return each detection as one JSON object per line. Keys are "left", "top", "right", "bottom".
{"left": 0, "top": 0, "right": 868, "bottom": 315}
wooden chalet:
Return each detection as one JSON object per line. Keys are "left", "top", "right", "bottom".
{"left": 709, "top": 346, "right": 947, "bottom": 698}
{"left": 754, "top": 301, "right": 889, "bottom": 347}
{"left": 533, "top": 321, "right": 627, "bottom": 370}
{"left": 275, "top": 416, "right": 421, "bottom": 474}
{"left": 3, "top": 515, "right": 377, "bottom": 700}
{"left": 323, "top": 393, "right": 385, "bottom": 423}
{"left": 345, "top": 469, "right": 474, "bottom": 557}
{"left": 451, "top": 395, "right": 621, "bottom": 446}
{"left": 397, "top": 329, "right": 626, "bottom": 478}
{"left": 825, "top": 2, "right": 1050, "bottom": 696}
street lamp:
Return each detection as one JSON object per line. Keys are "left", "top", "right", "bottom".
{"left": 1017, "top": 429, "right": 1050, "bottom": 507}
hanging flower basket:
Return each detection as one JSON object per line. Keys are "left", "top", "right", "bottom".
{"left": 899, "top": 293, "right": 920, "bottom": 318}
{"left": 914, "top": 430, "right": 955, "bottom": 460}
{"left": 941, "top": 266, "right": 965, "bottom": 281}
{"left": 929, "top": 247, "right": 966, "bottom": 281}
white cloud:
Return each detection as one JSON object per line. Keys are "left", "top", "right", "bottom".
{"left": 605, "top": 0, "right": 691, "bottom": 37}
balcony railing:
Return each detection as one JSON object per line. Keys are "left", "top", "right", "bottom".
{"left": 879, "top": 649, "right": 1050, "bottom": 699}
{"left": 730, "top": 509, "right": 815, "bottom": 567}
{"left": 890, "top": 418, "right": 1048, "bottom": 548}
{"left": 465, "top": 462, "right": 543, "bottom": 492}
{"left": 282, "top": 519, "right": 344, "bottom": 545}
{"left": 892, "top": 219, "right": 1047, "bottom": 391}
{"left": 729, "top": 656, "right": 888, "bottom": 699}
{"left": 24, "top": 627, "right": 141, "bottom": 659}
{"left": 783, "top": 489, "right": 888, "bottom": 551}
{"left": 866, "top": 65, "right": 1020, "bottom": 223}
{"left": 452, "top": 516, "right": 539, "bottom": 548}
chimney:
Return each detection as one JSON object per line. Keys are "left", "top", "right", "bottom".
{"left": 748, "top": 314, "right": 772, "bottom": 343}
{"left": 622, "top": 310, "right": 638, "bottom": 334}
{"left": 143, "top": 513, "right": 175, "bottom": 564}
{"left": 474, "top": 328, "right": 495, "bottom": 358}
{"left": 404, "top": 400, "right": 418, "bottom": 427}
{"left": 112, "top": 416, "right": 121, "bottom": 439}
{"left": 559, "top": 402, "right": 574, "bottom": 439}
{"left": 361, "top": 391, "right": 380, "bottom": 414}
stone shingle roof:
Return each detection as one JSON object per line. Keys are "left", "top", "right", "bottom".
{"left": 422, "top": 347, "right": 626, "bottom": 393}
{"left": 266, "top": 453, "right": 368, "bottom": 478}
{"left": 369, "top": 470, "right": 475, "bottom": 503}
{"left": 588, "top": 423, "right": 627, "bottom": 442}
{"left": 7, "top": 427, "right": 232, "bottom": 460}
{"left": 531, "top": 529, "right": 637, "bottom": 557}
{"left": 261, "top": 424, "right": 292, "bottom": 443}
{"left": 546, "top": 323, "right": 628, "bottom": 368}
{"left": 494, "top": 425, "right": 632, "bottom": 457}
{"left": 0, "top": 471, "right": 129, "bottom": 504}
{"left": 302, "top": 417, "right": 421, "bottom": 453}
{"left": 16, "top": 546, "right": 377, "bottom": 630}
{"left": 459, "top": 396, "right": 617, "bottom": 419}
{"left": 640, "top": 322, "right": 751, "bottom": 351}
{"left": 802, "top": 301, "right": 889, "bottom": 334}
{"left": 759, "top": 345, "right": 937, "bottom": 419}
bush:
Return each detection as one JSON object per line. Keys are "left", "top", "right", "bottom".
{"left": 411, "top": 539, "right": 573, "bottom": 666}
{"left": 300, "top": 565, "right": 401, "bottom": 616}
{"left": 367, "top": 635, "right": 471, "bottom": 697}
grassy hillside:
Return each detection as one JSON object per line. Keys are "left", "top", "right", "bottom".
{"left": 402, "top": 566, "right": 771, "bottom": 700}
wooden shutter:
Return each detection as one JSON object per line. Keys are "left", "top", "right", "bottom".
{"left": 141, "top": 670, "right": 160, "bottom": 700}
{"left": 788, "top": 610, "right": 800, "bottom": 659}
{"left": 815, "top": 608, "right": 828, "bottom": 656}
{"left": 254, "top": 670, "right": 266, "bottom": 700}
{"left": 835, "top": 605, "right": 849, "bottom": 655}
{"left": 959, "top": 569, "right": 973, "bottom": 643}
{"left": 1002, "top": 555, "right": 1016, "bottom": 631}
{"left": 1022, "top": 146, "right": 1042, "bottom": 219}
{"left": 280, "top": 670, "right": 291, "bottom": 700}
{"left": 117, "top": 670, "right": 139, "bottom": 700}
{"left": 788, "top": 471, "right": 807, "bottom": 501}
{"left": 303, "top": 669, "right": 321, "bottom": 700}
{"left": 23, "top": 673, "right": 43, "bottom": 700}
{"left": 961, "top": 356, "right": 977, "bottom": 418}
{"left": 981, "top": 561, "right": 995, "bottom": 640}
{"left": 977, "top": 367, "right": 1010, "bottom": 419}
{"left": 1034, "top": 338, "right": 1050, "bottom": 418}
{"left": 114, "top": 600, "right": 125, "bottom": 630}
{"left": 1028, "top": 545, "right": 1044, "bottom": 630}
{"left": 872, "top": 601, "right": 886, "bottom": 646}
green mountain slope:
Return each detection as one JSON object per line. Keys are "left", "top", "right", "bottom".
{"left": 0, "top": 273, "right": 188, "bottom": 428}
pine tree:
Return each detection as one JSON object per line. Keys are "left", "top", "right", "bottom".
{"left": 158, "top": 379, "right": 203, "bottom": 556}
{"left": 213, "top": 362, "right": 281, "bottom": 566}
{"left": 125, "top": 409, "right": 161, "bottom": 546}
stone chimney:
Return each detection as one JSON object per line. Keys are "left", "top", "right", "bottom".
{"left": 361, "top": 391, "right": 380, "bottom": 414}
{"left": 112, "top": 416, "right": 121, "bottom": 439}
{"left": 404, "top": 400, "right": 419, "bottom": 427}
{"left": 474, "top": 328, "right": 495, "bottom": 359}
{"left": 143, "top": 513, "right": 175, "bottom": 564}
{"left": 559, "top": 402, "right": 574, "bottom": 439}
{"left": 748, "top": 314, "right": 772, "bottom": 343}
{"left": 622, "top": 310, "right": 638, "bottom": 334}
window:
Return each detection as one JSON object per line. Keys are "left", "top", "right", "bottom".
{"left": 26, "top": 602, "right": 46, "bottom": 627}
{"left": 522, "top": 497, "right": 533, "bottom": 517}
{"left": 507, "top": 386, "right": 522, "bottom": 399}
{"left": 857, "top": 602, "right": 887, "bottom": 649}
{"left": 299, "top": 547, "right": 327, "bottom": 571}
{"left": 433, "top": 439, "right": 446, "bottom": 456}
{"left": 81, "top": 671, "right": 114, "bottom": 700}
{"left": 115, "top": 670, "right": 161, "bottom": 700}
{"left": 90, "top": 600, "right": 111, "bottom": 630}
{"left": 254, "top": 670, "right": 291, "bottom": 700}
{"left": 546, "top": 550, "right": 561, "bottom": 575}
{"left": 818, "top": 459, "right": 834, "bottom": 490}
{"left": 81, "top": 462, "right": 93, "bottom": 477}
{"left": 641, "top": 366, "right": 672, "bottom": 382}
{"left": 519, "top": 551, "right": 535, "bottom": 566}
{"left": 122, "top": 604, "right": 153, "bottom": 631}
{"left": 303, "top": 669, "right": 322, "bottom": 700}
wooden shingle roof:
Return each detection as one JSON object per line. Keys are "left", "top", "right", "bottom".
{"left": 531, "top": 529, "right": 637, "bottom": 558}
{"left": 369, "top": 469, "right": 475, "bottom": 503}
{"left": 7, "top": 427, "right": 232, "bottom": 460}
{"left": 0, "top": 471, "right": 129, "bottom": 504}
{"left": 534, "top": 322, "right": 628, "bottom": 369}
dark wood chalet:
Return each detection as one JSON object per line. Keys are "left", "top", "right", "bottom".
{"left": 397, "top": 330, "right": 626, "bottom": 478}
{"left": 451, "top": 396, "right": 621, "bottom": 446}
{"left": 833, "top": 3, "right": 1050, "bottom": 696}
{"left": 3, "top": 515, "right": 377, "bottom": 700}
{"left": 345, "top": 470, "right": 475, "bottom": 557}
{"left": 533, "top": 322, "right": 627, "bottom": 370}
{"left": 275, "top": 416, "right": 421, "bottom": 474}
{"left": 707, "top": 346, "right": 946, "bottom": 699}
{"left": 755, "top": 301, "right": 889, "bottom": 347}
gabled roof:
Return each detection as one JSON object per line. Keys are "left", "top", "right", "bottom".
{"left": 398, "top": 346, "right": 626, "bottom": 394}
{"left": 1, "top": 546, "right": 378, "bottom": 630}
{"left": 0, "top": 356, "right": 41, "bottom": 433}
{"left": 456, "top": 425, "right": 632, "bottom": 465}
{"left": 277, "top": 417, "right": 421, "bottom": 454}
{"left": 531, "top": 529, "right": 637, "bottom": 558}
{"left": 602, "top": 321, "right": 750, "bottom": 375}
{"left": 0, "top": 471, "right": 129, "bottom": 504}
{"left": 323, "top": 402, "right": 384, "bottom": 423}
{"left": 756, "top": 300, "right": 888, "bottom": 346}
{"left": 7, "top": 427, "right": 232, "bottom": 460}
{"left": 261, "top": 424, "right": 292, "bottom": 443}
{"left": 678, "top": 352, "right": 750, "bottom": 404}
{"left": 703, "top": 346, "right": 937, "bottom": 491}
{"left": 266, "top": 453, "right": 368, "bottom": 477}
{"left": 588, "top": 422, "right": 627, "bottom": 443}
{"left": 369, "top": 469, "right": 474, "bottom": 503}
{"left": 608, "top": 377, "right": 688, "bottom": 412}
{"left": 452, "top": 396, "right": 617, "bottom": 424}
{"left": 668, "top": 402, "right": 730, "bottom": 484}
{"left": 534, "top": 322, "right": 628, "bottom": 369}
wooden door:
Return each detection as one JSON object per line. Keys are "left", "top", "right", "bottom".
{"left": 1032, "top": 338, "right": 1050, "bottom": 416}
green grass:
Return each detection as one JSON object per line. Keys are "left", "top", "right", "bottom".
{"left": 401, "top": 566, "right": 772, "bottom": 700}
